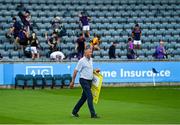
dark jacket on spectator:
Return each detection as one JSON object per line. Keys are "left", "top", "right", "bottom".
{"left": 109, "top": 43, "right": 116, "bottom": 59}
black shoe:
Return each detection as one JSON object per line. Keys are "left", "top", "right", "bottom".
{"left": 91, "top": 114, "right": 100, "bottom": 118}
{"left": 72, "top": 113, "right": 79, "bottom": 118}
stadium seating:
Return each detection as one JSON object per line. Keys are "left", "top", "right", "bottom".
{"left": 14, "top": 74, "right": 72, "bottom": 89}
{"left": 0, "top": 0, "right": 180, "bottom": 60}
{"left": 62, "top": 74, "right": 72, "bottom": 86}
{"left": 34, "top": 75, "right": 44, "bottom": 89}
{"left": 53, "top": 74, "right": 63, "bottom": 88}
{"left": 24, "top": 74, "right": 34, "bottom": 89}
{"left": 15, "top": 74, "right": 25, "bottom": 89}
{"left": 44, "top": 75, "right": 53, "bottom": 88}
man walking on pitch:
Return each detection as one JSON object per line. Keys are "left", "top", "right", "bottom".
{"left": 70, "top": 46, "right": 100, "bottom": 118}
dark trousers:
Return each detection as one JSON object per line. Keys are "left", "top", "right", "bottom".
{"left": 77, "top": 50, "right": 84, "bottom": 60}
{"left": 72, "top": 78, "right": 96, "bottom": 116}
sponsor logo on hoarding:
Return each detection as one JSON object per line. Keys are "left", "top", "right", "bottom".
{"left": 101, "top": 69, "right": 171, "bottom": 78}
{"left": 26, "top": 66, "right": 53, "bottom": 76}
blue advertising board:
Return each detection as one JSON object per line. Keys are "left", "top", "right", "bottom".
{"left": 94, "top": 62, "right": 175, "bottom": 83}
{"left": 0, "top": 64, "right": 3, "bottom": 85}
{"left": 0, "top": 61, "right": 180, "bottom": 85}
{"left": 12, "top": 63, "right": 72, "bottom": 83}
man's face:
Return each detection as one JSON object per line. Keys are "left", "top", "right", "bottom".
{"left": 25, "top": 12, "right": 30, "bottom": 16}
{"left": 85, "top": 49, "right": 92, "bottom": 58}
{"left": 160, "top": 41, "right": 164, "bottom": 46}
{"left": 53, "top": 33, "right": 57, "bottom": 38}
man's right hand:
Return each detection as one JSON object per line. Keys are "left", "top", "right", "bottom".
{"left": 69, "top": 81, "right": 74, "bottom": 89}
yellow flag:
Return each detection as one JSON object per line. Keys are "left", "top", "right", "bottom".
{"left": 91, "top": 71, "right": 103, "bottom": 104}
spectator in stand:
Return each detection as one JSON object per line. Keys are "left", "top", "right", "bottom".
{"left": 46, "top": 32, "right": 60, "bottom": 53}
{"left": 51, "top": 16, "right": 62, "bottom": 31}
{"left": 127, "top": 37, "right": 136, "bottom": 59}
{"left": 108, "top": 42, "right": 116, "bottom": 59}
{"left": 50, "top": 51, "right": 65, "bottom": 61}
{"left": 90, "top": 34, "right": 101, "bottom": 51}
{"left": 16, "top": 3, "right": 39, "bottom": 31}
{"left": 16, "top": 27, "right": 29, "bottom": 50}
{"left": 153, "top": 40, "right": 167, "bottom": 59}
{"left": 18, "top": 10, "right": 32, "bottom": 32}
{"left": 28, "top": 32, "right": 40, "bottom": 60}
{"left": 6, "top": 17, "right": 22, "bottom": 41}
{"left": 76, "top": 33, "right": 86, "bottom": 59}
{"left": 79, "top": 11, "right": 91, "bottom": 38}
{"left": 51, "top": 16, "right": 66, "bottom": 40}
{"left": 132, "top": 23, "right": 142, "bottom": 49}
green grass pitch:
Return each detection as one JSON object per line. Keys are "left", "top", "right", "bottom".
{"left": 0, "top": 86, "right": 180, "bottom": 124}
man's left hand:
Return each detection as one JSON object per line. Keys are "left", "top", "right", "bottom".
{"left": 95, "top": 69, "right": 100, "bottom": 73}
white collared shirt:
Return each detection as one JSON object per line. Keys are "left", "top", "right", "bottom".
{"left": 75, "top": 56, "right": 93, "bottom": 80}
